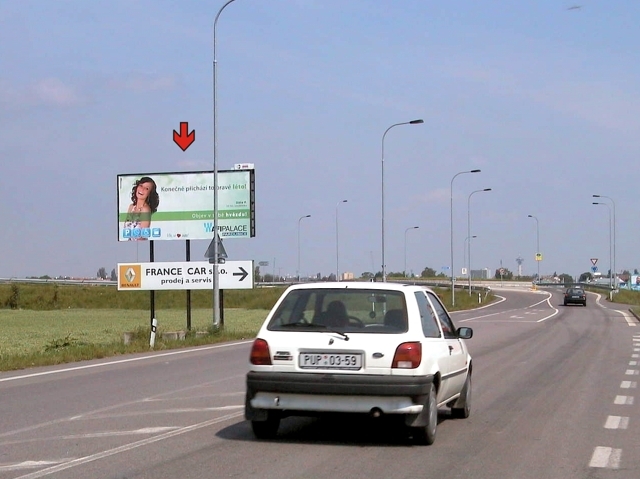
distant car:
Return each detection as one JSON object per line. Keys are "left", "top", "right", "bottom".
{"left": 564, "top": 287, "right": 587, "bottom": 306}
{"left": 245, "top": 281, "right": 473, "bottom": 445}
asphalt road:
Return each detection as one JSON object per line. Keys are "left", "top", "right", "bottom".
{"left": 0, "top": 287, "right": 638, "bottom": 479}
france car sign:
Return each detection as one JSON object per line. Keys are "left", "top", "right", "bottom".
{"left": 118, "top": 260, "right": 254, "bottom": 290}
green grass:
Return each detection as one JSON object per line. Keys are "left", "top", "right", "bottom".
{"left": 0, "top": 282, "right": 497, "bottom": 372}
{"left": 0, "top": 308, "right": 269, "bottom": 371}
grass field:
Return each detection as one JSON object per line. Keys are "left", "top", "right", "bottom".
{"left": 0, "top": 308, "right": 269, "bottom": 357}
{"left": 0, "top": 281, "right": 498, "bottom": 372}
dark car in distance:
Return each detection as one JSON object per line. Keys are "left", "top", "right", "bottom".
{"left": 564, "top": 287, "right": 587, "bottom": 306}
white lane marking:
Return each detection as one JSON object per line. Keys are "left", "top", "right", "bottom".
{"left": 13, "top": 411, "right": 244, "bottom": 479}
{"left": 0, "top": 340, "right": 253, "bottom": 383}
{"left": 630, "top": 361, "right": 638, "bottom": 366}
{"left": 451, "top": 294, "right": 507, "bottom": 315}
{"left": 589, "top": 447, "right": 622, "bottom": 468}
{"left": 632, "top": 354, "right": 639, "bottom": 359}
{"left": 614, "top": 395, "right": 634, "bottom": 405}
{"left": 85, "top": 405, "right": 244, "bottom": 420}
{"left": 0, "top": 428, "right": 182, "bottom": 447}
{"left": 625, "top": 370, "right": 639, "bottom": 375}
{"left": 635, "top": 348, "right": 640, "bottom": 352}
{"left": 604, "top": 416, "right": 629, "bottom": 429}
{"left": 0, "top": 461, "right": 69, "bottom": 472}
{"left": 593, "top": 296, "right": 637, "bottom": 326}
{"left": 534, "top": 292, "right": 558, "bottom": 323}
{"left": 458, "top": 292, "right": 555, "bottom": 323}
{"left": 620, "top": 381, "right": 637, "bottom": 389}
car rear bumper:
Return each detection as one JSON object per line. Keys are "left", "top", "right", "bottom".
{"left": 245, "top": 371, "right": 434, "bottom": 416}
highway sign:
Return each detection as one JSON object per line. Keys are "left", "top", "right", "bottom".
{"left": 590, "top": 258, "right": 598, "bottom": 265}
{"left": 499, "top": 268, "right": 505, "bottom": 275}
{"left": 591, "top": 266, "right": 598, "bottom": 273}
{"left": 117, "top": 260, "right": 254, "bottom": 290}
{"left": 535, "top": 253, "right": 543, "bottom": 261}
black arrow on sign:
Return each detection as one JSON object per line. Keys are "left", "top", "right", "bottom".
{"left": 233, "top": 267, "right": 248, "bottom": 281}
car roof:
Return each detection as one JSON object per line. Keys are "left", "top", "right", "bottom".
{"left": 282, "top": 281, "right": 436, "bottom": 294}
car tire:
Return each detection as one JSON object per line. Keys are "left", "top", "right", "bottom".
{"left": 251, "top": 412, "right": 281, "bottom": 440}
{"left": 451, "top": 373, "right": 471, "bottom": 419}
{"left": 411, "top": 383, "right": 437, "bottom": 445}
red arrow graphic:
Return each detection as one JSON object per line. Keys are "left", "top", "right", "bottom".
{"left": 173, "top": 122, "right": 195, "bottom": 151}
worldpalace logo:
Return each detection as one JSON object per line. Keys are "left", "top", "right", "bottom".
{"left": 119, "top": 264, "right": 142, "bottom": 289}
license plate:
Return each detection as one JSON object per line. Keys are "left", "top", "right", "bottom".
{"left": 299, "top": 352, "right": 362, "bottom": 370}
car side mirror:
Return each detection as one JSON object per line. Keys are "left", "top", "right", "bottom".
{"left": 457, "top": 327, "right": 473, "bottom": 339}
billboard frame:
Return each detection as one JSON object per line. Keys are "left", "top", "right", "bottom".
{"left": 116, "top": 169, "right": 255, "bottom": 242}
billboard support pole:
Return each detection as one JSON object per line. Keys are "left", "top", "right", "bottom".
{"left": 149, "top": 240, "right": 155, "bottom": 328}
{"left": 186, "top": 240, "right": 192, "bottom": 331}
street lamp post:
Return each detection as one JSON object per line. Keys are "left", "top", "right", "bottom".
{"left": 468, "top": 188, "right": 491, "bottom": 293}
{"left": 450, "top": 169, "right": 481, "bottom": 306}
{"left": 381, "top": 119, "right": 423, "bottom": 282}
{"left": 593, "top": 202, "right": 613, "bottom": 289}
{"left": 212, "top": 0, "right": 237, "bottom": 328}
{"left": 527, "top": 215, "right": 540, "bottom": 283}
{"left": 297, "top": 214, "right": 311, "bottom": 282}
{"left": 463, "top": 235, "right": 477, "bottom": 281}
{"left": 335, "top": 200, "right": 347, "bottom": 281}
{"left": 404, "top": 226, "right": 419, "bottom": 277}
{"left": 593, "top": 195, "right": 616, "bottom": 289}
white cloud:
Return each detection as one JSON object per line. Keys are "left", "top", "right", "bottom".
{"left": 108, "top": 74, "right": 177, "bottom": 92}
{"left": 31, "top": 78, "right": 84, "bottom": 106}
{"left": 0, "top": 77, "right": 84, "bottom": 107}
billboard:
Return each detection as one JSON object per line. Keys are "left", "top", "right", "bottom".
{"left": 117, "top": 170, "right": 255, "bottom": 241}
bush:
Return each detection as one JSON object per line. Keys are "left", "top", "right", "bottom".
{"left": 6, "top": 284, "right": 19, "bottom": 309}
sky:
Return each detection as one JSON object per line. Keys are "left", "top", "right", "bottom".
{"left": 1, "top": 0, "right": 639, "bottom": 281}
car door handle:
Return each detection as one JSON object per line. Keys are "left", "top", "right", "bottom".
{"left": 448, "top": 345, "right": 454, "bottom": 355}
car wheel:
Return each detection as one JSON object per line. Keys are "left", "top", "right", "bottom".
{"left": 411, "top": 383, "right": 437, "bottom": 445}
{"left": 251, "top": 412, "right": 281, "bottom": 439}
{"left": 451, "top": 373, "right": 472, "bottom": 419}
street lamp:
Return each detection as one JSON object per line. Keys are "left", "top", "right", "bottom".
{"left": 335, "top": 200, "right": 347, "bottom": 281}
{"left": 468, "top": 188, "right": 491, "bottom": 293}
{"left": 527, "top": 215, "right": 540, "bottom": 283}
{"left": 450, "top": 169, "right": 481, "bottom": 306}
{"left": 297, "top": 214, "right": 311, "bottom": 281}
{"left": 593, "top": 202, "right": 613, "bottom": 289}
{"left": 212, "top": 0, "right": 237, "bottom": 328}
{"left": 463, "top": 235, "right": 477, "bottom": 280}
{"left": 593, "top": 195, "right": 616, "bottom": 289}
{"left": 381, "top": 119, "right": 423, "bottom": 282}
{"left": 404, "top": 226, "right": 419, "bottom": 277}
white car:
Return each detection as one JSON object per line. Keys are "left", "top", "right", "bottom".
{"left": 245, "top": 281, "right": 473, "bottom": 445}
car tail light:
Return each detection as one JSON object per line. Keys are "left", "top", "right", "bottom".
{"left": 392, "top": 342, "right": 422, "bottom": 369}
{"left": 250, "top": 339, "right": 272, "bottom": 365}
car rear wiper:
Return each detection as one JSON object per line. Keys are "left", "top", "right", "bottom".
{"left": 279, "top": 323, "right": 349, "bottom": 340}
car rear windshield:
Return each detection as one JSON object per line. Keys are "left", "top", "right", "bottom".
{"left": 267, "top": 288, "right": 408, "bottom": 333}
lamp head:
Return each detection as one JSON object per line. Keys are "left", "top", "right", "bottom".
{"left": 409, "top": 119, "right": 424, "bottom": 124}
{"left": 470, "top": 169, "right": 481, "bottom": 173}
